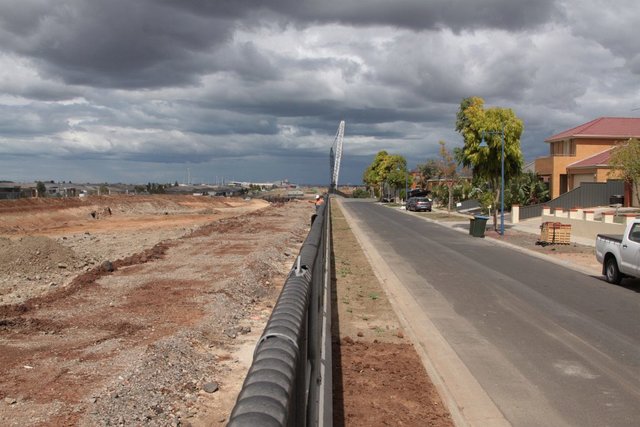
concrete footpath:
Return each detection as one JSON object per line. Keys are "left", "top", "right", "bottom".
{"left": 427, "top": 208, "right": 596, "bottom": 247}
{"left": 396, "top": 205, "right": 602, "bottom": 277}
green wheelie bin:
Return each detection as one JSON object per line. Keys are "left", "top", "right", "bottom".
{"left": 470, "top": 215, "right": 489, "bottom": 237}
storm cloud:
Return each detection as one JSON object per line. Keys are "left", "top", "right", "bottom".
{"left": 0, "top": 0, "right": 639, "bottom": 184}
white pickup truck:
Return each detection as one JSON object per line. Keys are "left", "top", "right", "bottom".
{"left": 596, "top": 219, "right": 640, "bottom": 284}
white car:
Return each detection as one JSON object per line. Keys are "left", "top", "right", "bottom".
{"left": 595, "top": 219, "right": 640, "bottom": 284}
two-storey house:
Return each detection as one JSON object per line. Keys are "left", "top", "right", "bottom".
{"left": 535, "top": 117, "right": 640, "bottom": 200}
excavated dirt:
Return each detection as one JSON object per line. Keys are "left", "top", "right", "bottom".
{"left": 0, "top": 195, "right": 313, "bottom": 426}
{"left": 331, "top": 205, "right": 454, "bottom": 427}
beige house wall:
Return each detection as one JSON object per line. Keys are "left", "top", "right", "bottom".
{"left": 572, "top": 139, "right": 614, "bottom": 157}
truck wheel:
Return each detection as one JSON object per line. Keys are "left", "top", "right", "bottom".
{"left": 605, "top": 257, "right": 622, "bottom": 284}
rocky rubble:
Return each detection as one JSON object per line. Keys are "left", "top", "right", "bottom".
{"left": 81, "top": 207, "right": 310, "bottom": 426}
{"left": 0, "top": 196, "right": 313, "bottom": 426}
{"left": 86, "top": 333, "right": 219, "bottom": 426}
{"left": 0, "top": 236, "right": 85, "bottom": 304}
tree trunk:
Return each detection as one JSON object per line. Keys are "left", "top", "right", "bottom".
{"left": 493, "top": 208, "right": 498, "bottom": 231}
{"left": 493, "top": 183, "right": 500, "bottom": 231}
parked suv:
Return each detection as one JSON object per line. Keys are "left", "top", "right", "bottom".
{"left": 407, "top": 197, "right": 432, "bottom": 212}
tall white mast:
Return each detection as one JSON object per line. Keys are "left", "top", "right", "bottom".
{"left": 330, "top": 120, "right": 345, "bottom": 191}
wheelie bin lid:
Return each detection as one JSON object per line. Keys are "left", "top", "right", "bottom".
{"left": 474, "top": 215, "right": 489, "bottom": 219}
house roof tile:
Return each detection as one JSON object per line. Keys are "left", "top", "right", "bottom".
{"left": 567, "top": 148, "right": 613, "bottom": 169}
{"left": 546, "top": 117, "right": 640, "bottom": 142}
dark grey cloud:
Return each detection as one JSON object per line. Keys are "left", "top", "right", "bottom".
{"left": 212, "top": 42, "right": 283, "bottom": 81}
{"left": 0, "top": 0, "right": 233, "bottom": 88}
{"left": 0, "top": 78, "right": 83, "bottom": 102}
{"left": 168, "top": 0, "right": 559, "bottom": 32}
{"left": 0, "top": 0, "right": 560, "bottom": 91}
{"left": 0, "top": 103, "right": 72, "bottom": 137}
{"left": 301, "top": 0, "right": 558, "bottom": 32}
{"left": 563, "top": 0, "right": 640, "bottom": 74}
{"left": 0, "top": 0, "right": 638, "bottom": 185}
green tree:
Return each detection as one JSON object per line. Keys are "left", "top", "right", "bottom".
{"left": 363, "top": 150, "right": 388, "bottom": 198}
{"left": 36, "top": 181, "right": 47, "bottom": 197}
{"left": 145, "top": 182, "right": 166, "bottom": 194}
{"left": 436, "top": 141, "right": 458, "bottom": 212}
{"left": 609, "top": 138, "right": 640, "bottom": 205}
{"left": 455, "top": 96, "right": 524, "bottom": 230}
{"left": 468, "top": 183, "right": 495, "bottom": 215}
{"left": 380, "top": 154, "right": 410, "bottom": 202}
{"left": 352, "top": 188, "right": 370, "bottom": 198}
{"left": 415, "top": 159, "right": 439, "bottom": 189}
{"left": 362, "top": 151, "right": 411, "bottom": 201}
{"left": 506, "top": 172, "right": 549, "bottom": 206}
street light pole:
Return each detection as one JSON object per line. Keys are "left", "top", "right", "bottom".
{"left": 395, "top": 165, "right": 400, "bottom": 204}
{"left": 480, "top": 126, "right": 506, "bottom": 236}
{"left": 500, "top": 126, "right": 505, "bottom": 236}
{"left": 405, "top": 171, "right": 408, "bottom": 209}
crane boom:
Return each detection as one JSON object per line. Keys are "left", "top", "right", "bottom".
{"left": 330, "top": 120, "right": 345, "bottom": 191}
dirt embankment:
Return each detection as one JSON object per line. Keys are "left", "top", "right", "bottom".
{"left": 0, "top": 195, "right": 314, "bottom": 426}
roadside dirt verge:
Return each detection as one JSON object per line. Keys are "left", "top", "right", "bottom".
{"left": 0, "top": 195, "right": 313, "bottom": 426}
{"left": 331, "top": 204, "right": 453, "bottom": 427}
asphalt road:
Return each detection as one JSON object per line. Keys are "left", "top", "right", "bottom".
{"left": 339, "top": 199, "right": 640, "bottom": 427}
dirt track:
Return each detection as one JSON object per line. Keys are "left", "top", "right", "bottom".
{"left": 0, "top": 195, "right": 313, "bottom": 426}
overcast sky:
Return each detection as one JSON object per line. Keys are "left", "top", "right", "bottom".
{"left": 1, "top": 0, "right": 639, "bottom": 185}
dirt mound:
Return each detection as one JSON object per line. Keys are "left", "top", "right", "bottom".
{"left": 0, "top": 236, "right": 79, "bottom": 275}
{"left": 0, "top": 236, "right": 85, "bottom": 308}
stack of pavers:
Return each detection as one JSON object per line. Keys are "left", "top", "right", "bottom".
{"left": 539, "top": 222, "right": 571, "bottom": 245}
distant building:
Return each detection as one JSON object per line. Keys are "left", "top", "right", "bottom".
{"left": 0, "top": 184, "right": 23, "bottom": 200}
{"left": 42, "top": 184, "right": 77, "bottom": 197}
{"left": 0, "top": 183, "right": 37, "bottom": 199}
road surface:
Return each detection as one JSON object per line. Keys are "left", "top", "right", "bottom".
{"left": 338, "top": 199, "right": 640, "bottom": 427}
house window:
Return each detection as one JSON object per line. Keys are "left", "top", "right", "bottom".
{"left": 550, "top": 140, "right": 576, "bottom": 156}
